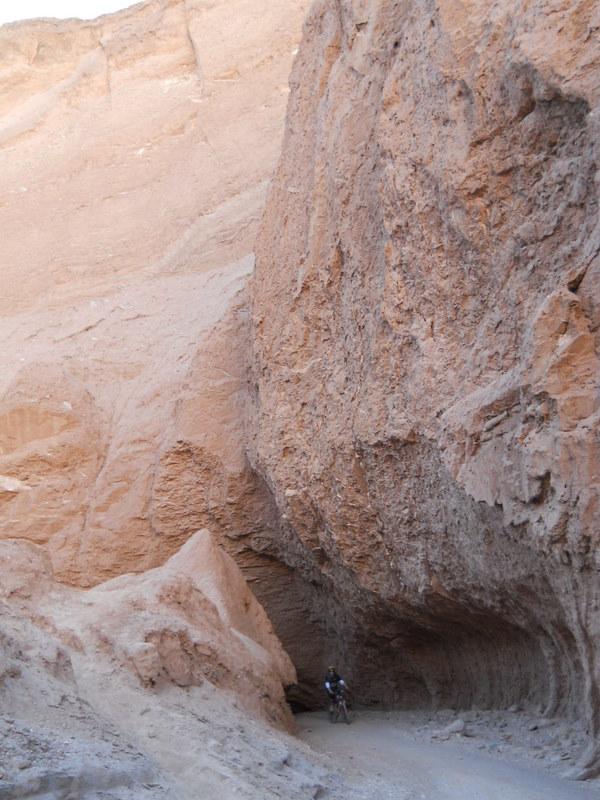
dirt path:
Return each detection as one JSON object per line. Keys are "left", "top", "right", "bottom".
{"left": 296, "top": 711, "right": 600, "bottom": 800}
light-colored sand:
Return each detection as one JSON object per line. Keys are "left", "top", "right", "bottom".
{"left": 297, "top": 711, "right": 600, "bottom": 800}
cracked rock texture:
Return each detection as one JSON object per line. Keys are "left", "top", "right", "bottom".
{"left": 250, "top": 0, "right": 600, "bottom": 777}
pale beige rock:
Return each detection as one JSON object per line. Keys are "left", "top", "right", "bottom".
{"left": 0, "top": 7, "right": 316, "bottom": 785}
{"left": 0, "top": 530, "right": 295, "bottom": 726}
{"left": 0, "top": 536, "right": 360, "bottom": 799}
{"left": 0, "top": 0, "right": 309, "bottom": 584}
{"left": 0, "top": 0, "right": 309, "bottom": 314}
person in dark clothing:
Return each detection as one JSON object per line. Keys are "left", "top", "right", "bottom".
{"left": 324, "top": 666, "right": 346, "bottom": 704}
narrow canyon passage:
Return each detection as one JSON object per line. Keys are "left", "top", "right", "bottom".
{"left": 0, "top": 0, "right": 599, "bottom": 797}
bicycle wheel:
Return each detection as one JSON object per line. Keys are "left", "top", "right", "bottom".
{"left": 341, "top": 700, "right": 350, "bottom": 724}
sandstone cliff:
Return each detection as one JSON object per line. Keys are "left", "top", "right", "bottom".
{"left": 3, "top": 0, "right": 600, "bottom": 788}
{"left": 250, "top": 0, "right": 600, "bottom": 778}
{"left": 0, "top": 0, "right": 308, "bottom": 584}
{"left": 0, "top": 3, "right": 315, "bottom": 792}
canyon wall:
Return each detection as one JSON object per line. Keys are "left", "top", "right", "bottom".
{"left": 0, "top": 0, "right": 308, "bottom": 585}
{"left": 250, "top": 0, "right": 600, "bottom": 776}
{"left": 0, "top": 6, "right": 320, "bottom": 792}
{"left": 3, "top": 0, "right": 600, "bottom": 783}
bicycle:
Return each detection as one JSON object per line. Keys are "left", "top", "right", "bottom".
{"left": 328, "top": 687, "right": 351, "bottom": 724}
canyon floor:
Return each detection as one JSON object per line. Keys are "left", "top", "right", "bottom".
{"left": 4, "top": 693, "right": 600, "bottom": 799}
{"left": 298, "top": 710, "right": 600, "bottom": 800}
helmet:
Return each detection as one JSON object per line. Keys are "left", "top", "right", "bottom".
{"left": 328, "top": 665, "right": 335, "bottom": 671}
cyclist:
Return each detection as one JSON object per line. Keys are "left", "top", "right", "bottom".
{"left": 324, "top": 665, "right": 346, "bottom": 707}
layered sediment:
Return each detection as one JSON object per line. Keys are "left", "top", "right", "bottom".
{"left": 0, "top": 4, "right": 312, "bottom": 792}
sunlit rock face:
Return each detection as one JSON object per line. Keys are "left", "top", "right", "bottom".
{"left": 0, "top": 0, "right": 309, "bottom": 584}
{"left": 0, "top": 531, "right": 295, "bottom": 727}
{"left": 4, "top": 0, "right": 600, "bottom": 781}
{"left": 250, "top": 0, "right": 600, "bottom": 775}
{"left": 0, "top": 532, "right": 305, "bottom": 797}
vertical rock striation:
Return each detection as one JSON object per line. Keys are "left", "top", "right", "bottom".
{"left": 250, "top": 0, "right": 600, "bottom": 775}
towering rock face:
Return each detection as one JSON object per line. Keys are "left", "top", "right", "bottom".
{"left": 0, "top": 0, "right": 308, "bottom": 584}
{"left": 251, "top": 0, "right": 600, "bottom": 775}
{"left": 0, "top": 0, "right": 305, "bottom": 314}
{"left": 4, "top": 0, "right": 600, "bottom": 782}
{"left": 0, "top": 8, "right": 314, "bottom": 788}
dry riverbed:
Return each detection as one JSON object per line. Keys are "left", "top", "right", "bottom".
{"left": 297, "top": 709, "right": 600, "bottom": 800}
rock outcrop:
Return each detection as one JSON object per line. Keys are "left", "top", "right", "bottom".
{"left": 0, "top": 534, "right": 360, "bottom": 798}
{"left": 0, "top": 531, "right": 295, "bottom": 727}
{"left": 250, "top": 0, "right": 600, "bottom": 777}
{"left": 0, "top": 6, "right": 318, "bottom": 791}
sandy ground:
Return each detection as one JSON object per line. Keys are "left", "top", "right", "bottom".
{"left": 297, "top": 710, "right": 600, "bottom": 800}
{"left": 4, "top": 628, "right": 600, "bottom": 800}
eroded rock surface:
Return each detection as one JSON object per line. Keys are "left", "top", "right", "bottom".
{"left": 0, "top": 531, "right": 295, "bottom": 725}
{"left": 250, "top": 0, "right": 600, "bottom": 776}
{"left": 0, "top": 0, "right": 309, "bottom": 585}
{"left": 0, "top": 6, "right": 321, "bottom": 791}
{"left": 3, "top": 0, "right": 600, "bottom": 788}
{"left": 0, "top": 535, "right": 365, "bottom": 799}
